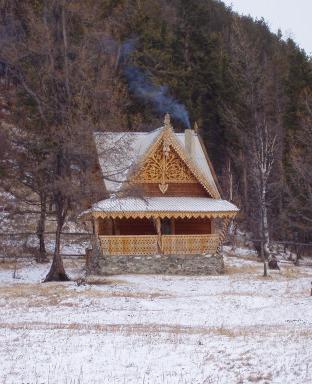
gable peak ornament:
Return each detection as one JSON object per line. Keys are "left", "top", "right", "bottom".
{"left": 164, "top": 113, "right": 172, "bottom": 130}
{"left": 131, "top": 113, "right": 215, "bottom": 196}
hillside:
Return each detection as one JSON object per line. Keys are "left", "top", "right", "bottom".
{"left": 0, "top": 0, "right": 311, "bottom": 253}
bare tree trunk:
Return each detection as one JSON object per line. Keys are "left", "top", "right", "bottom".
{"left": 36, "top": 191, "right": 48, "bottom": 263}
{"left": 240, "top": 150, "right": 248, "bottom": 207}
{"left": 228, "top": 158, "right": 233, "bottom": 201}
{"left": 259, "top": 207, "right": 267, "bottom": 276}
{"left": 44, "top": 217, "right": 69, "bottom": 282}
{"left": 261, "top": 178, "right": 269, "bottom": 277}
{"left": 61, "top": 5, "right": 71, "bottom": 101}
{"left": 261, "top": 186, "right": 270, "bottom": 256}
{"left": 263, "top": 257, "right": 268, "bottom": 277}
{"left": 263, "top": 204, "right": 270, "bottom": 254}
{"left": 44, "top": 157, "right": 71, "bottom": 282}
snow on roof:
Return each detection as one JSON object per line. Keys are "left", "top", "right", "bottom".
{"left": 94, "top": 127, "right": 219, "bottom": 196}
{"left": 94, "top": 128, "right": 161, "bottom": 193}
{"left": 175, "top": 132, "right": 219, "bottom": 197}
{"left": 91, "top": 197, "right": 239, "bottom": 213}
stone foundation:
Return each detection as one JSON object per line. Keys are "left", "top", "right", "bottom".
{"left": 89, "top": 252, "right": 224, "bottom": 275}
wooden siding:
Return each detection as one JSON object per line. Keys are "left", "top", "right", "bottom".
{"left": 134, "top": 182, "right": 209, "bottom": 197}
{"left": 115, "top": 218, "right": 156, "bottom": 235}
{"left": 174, "top": 218, "right": 211, "bottom": 235}
{"left": 97, "top": 217, "right": 156, "bottom": 236}
{"left": 97, "top": 217, "right": 212, "bottom": 236}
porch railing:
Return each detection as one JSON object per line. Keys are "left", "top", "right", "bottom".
{"left": 99, "top": 235, "right": 159, "bottom": 256}
{"left": 98, "top": 234, "right": 220, "bottom": 256}
{"left": 162, "top": 234, "right": 219, "bottom": 255}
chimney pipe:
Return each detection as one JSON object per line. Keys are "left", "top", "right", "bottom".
{"left": 185, "top": 129, "right": 194, "bottom": 159}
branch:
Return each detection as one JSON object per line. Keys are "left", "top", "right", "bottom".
{"left": 0, "top": 59, "right": 47, "bottom": 125}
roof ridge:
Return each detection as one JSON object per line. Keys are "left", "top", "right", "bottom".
{"left": 93, "top": 126, "right": 164, "bottom": 136}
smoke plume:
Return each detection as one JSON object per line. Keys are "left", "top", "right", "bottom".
{"left": 120, "top": 39, "right": 191, "bottom": 128}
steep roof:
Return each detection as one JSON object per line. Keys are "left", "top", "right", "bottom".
{"left": 94, "top": 124, "right": 220, "bottom": 198}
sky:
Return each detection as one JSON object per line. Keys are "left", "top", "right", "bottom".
{"left": 222, "top": 0, "right": 312, "bottom": 55}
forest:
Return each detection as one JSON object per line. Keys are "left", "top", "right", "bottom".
{"left": 0, "top": 0, "right": 312, "bottom": 279}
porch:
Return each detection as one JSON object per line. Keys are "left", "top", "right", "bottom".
{"left": 86, "top": 196, "right": 238, "bottom": 257}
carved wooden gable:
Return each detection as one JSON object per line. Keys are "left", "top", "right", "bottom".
{"left": 132, "top": 136, "right": 199, "bottom": 194}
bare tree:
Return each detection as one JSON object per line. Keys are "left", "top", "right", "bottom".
{"left": 0, "top": 122, "right": 51, "bottom": 262}
{"left": 251, "top": 117, "right": 277, "bottom": 275}
{"left": 0, "top": 1, "right": 130, "bottom": 280}
{"left": 226, "top": 18, "right": 282, "bottom": 275}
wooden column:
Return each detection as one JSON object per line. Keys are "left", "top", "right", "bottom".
{"left": 94, "top": 217, "right": 99, "bottom": 236}
{"left": 210, "top": 218, "right": 215, "bottom": 234}
{"left": 108, "top": 218, "right": 114, "bottom": 235}
{"left": 155, "top": 217, "right": 163, "bottom": 254}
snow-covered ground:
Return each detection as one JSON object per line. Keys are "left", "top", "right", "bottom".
{"left": 0, "top": 256, "right": 312, "bottom": 384}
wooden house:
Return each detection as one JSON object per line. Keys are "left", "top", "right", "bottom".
{"left": 83, "top": 114, "right": 238, "bottom": 275}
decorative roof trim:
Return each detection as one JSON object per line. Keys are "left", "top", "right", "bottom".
{"left": 127, "top": 114, "right": 219, "bottom": 198}
{"left": 89, "top": 211, "right": 238, "bottom": 220}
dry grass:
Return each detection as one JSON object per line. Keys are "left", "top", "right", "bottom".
{"left": 0, "top": 257, "right": 83, "bottom": 272}
{"left": 80, "top": 288, "right": 171, "bottom": 300}
{"left": 224, "top": 264, "right": 260, "bottom": 275}
{"left": 84, "top": 275, "right": 129, "bottom": 286}
{"left": 225, "top": 252, "right": 259, "bottom": 261}
{"left": 225, "top": 261, "right": 312, "bottom": 283}
{"left": 0, "top": 260, "right": 19, "bottom": 270}
{"left": 0, "top": 281, "right": 171, "bottom": 309}
{"left": 216, "top": 291, "right": 258, "bottom": 297}
{"left": 0, "top": 283, "right": 74, "bottom": 307}
{"left": 0, "top": 321, "right": 311, "bottom": 340}
{"left": 281, "top": 267, "right": 303, "bottom": 279}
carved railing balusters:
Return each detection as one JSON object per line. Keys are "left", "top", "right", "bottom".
{"left": 99, "top": 234, "right": 220, "bottom": 256}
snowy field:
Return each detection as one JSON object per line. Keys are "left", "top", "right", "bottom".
{"left": 0, "top": 255, "right": 312, "bottom": 384}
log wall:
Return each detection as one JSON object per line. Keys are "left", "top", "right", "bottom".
{"left": 135, "top": 182, "right": 209, "bottom": 197}
{"left": 97, "top": 217, "right": 212, "bottom": 236}
{"left": 115, "top": 218, "right": 155, "bottom": 235}
{"left": 174, "top": 218, "right": 212, "bottom": 234}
